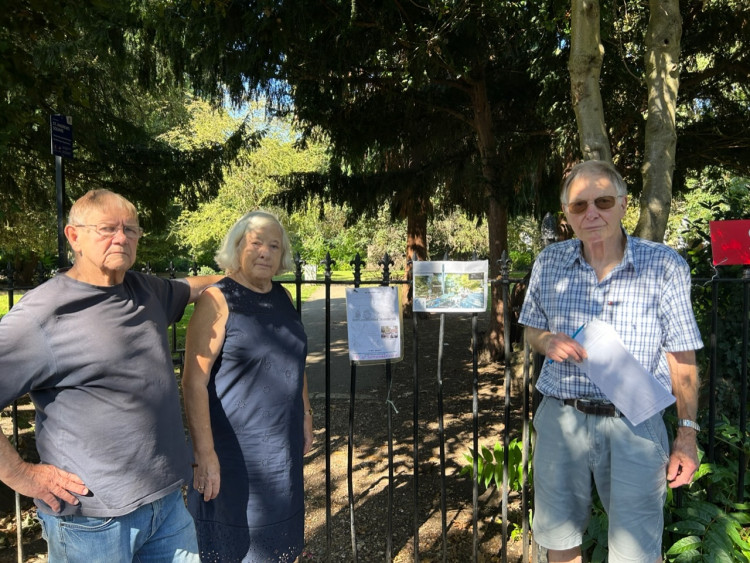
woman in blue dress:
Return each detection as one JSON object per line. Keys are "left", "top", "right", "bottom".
{"left": 182, "top": 210, "right": 313, "bottom": 562}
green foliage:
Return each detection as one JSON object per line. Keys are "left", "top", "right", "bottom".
{"left": 663, "top": 452, "right": 750, "bottom": 561}
{"left": 508, "top": 251, "right": 533, "bottom": 272}
{"left": 170, "top": 103, "right": 329, "bottom": 267}
{"left": 427, "top": 211, "right": 488, "bottom": 260}
{"left": 678, "top": 174, "right": 750, "bottom": 421}
{"left": 662, "top": 416, "right": 750, "bottom": 560}
{"left": 460, "top": 438, "right": 527, "bottom": 493}
{"left": 288, "top": 203, "right": 385, "bottom": 271}
{"left": 664, "top": 500, "right": 750, "bottom": 561}
{"left": 459, "top": 413, "right": 750, "bottom": 559}
{"left": 581, "top": 493, "right": 609, "bottom": 562}
{"left": 0, "top": 2, "right": 253, "bottom": 275}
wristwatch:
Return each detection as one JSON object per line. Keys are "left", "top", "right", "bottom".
{"left": 677, "top": 419, "right": 701, "bottom": 432}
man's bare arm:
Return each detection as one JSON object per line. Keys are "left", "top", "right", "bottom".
{"left": 183, "top": 275, "right": 225, "bottom": 304}
{"left": 666, "top": 350, "right": 700, "bottom": 488}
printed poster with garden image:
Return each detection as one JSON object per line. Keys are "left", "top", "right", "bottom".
{"left": 412, "top": 260, "right": 488, "bottom": 313}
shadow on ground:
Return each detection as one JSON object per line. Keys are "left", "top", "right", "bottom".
{"left": 301, "top": 284, "right": 530, "bottom": 562}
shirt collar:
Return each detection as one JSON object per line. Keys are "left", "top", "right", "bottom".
{"left": 563, "top": 228, "right": 639, "bottom": 274}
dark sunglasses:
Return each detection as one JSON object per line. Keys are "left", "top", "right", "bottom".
{"left": 565, "top": 195, "right": 622, "bottom": 215}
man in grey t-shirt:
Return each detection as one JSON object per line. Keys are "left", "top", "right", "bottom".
{"left": 0, "top": 189, "right": 222, "bottom": 562}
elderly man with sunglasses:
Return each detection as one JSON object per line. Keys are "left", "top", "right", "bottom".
{"left": 519, "top": 160, "right": 703, "bottom": 562}
{"left": 0, "top": 189, "right": 223, "bottom": 562}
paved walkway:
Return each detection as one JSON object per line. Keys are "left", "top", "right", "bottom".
{"left": 300, "top": 284, "right": 387, "bottom": 400}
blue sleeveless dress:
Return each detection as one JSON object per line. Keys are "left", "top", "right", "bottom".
{"left": 188, "top": 278, "right": 308, "bottom": 562}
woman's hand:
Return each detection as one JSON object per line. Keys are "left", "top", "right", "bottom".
{"left": 303, "top": 411, "right": 314, "bottom": 455}
{"left": 193, "top": 450, "right": 221, "bottom": 501}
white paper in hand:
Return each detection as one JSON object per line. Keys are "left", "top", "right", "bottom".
{"left": 574, "top": 319, "right": 675, "bottom": 426}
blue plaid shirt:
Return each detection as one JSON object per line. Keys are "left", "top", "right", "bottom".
{"left": 519, "top": 235, "right": 703, "bottom": 399}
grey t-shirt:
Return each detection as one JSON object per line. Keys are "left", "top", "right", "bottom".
{"left": 0, "top": 270, "right": 192, "bottom": 516}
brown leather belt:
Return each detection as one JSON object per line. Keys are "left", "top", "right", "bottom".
{"left": 563, "top": 399, "right": 620, "bottom": 417}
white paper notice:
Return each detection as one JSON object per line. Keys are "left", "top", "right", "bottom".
{"left": 574, "top": 319, "right": 675, "bottom": 426}
{"left": 345, "top": 286, "right": 403, "bottom": 364}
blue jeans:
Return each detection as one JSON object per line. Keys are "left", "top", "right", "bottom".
{"left": 38, "top": 489, "right": 199, "bottom": 563}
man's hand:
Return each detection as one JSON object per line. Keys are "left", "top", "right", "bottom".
{"left": 526, "top": 327, "right": 587, "bottom": 364}
{"left": 7, "top": 461, "right": 88, "bottom": 513}
{"left": 544, "top": 332, "right": 588, "bottom": 364}
{"left": 667, "top": 428, "right": 699, "bottom": 488}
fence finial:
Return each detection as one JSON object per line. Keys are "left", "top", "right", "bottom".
{"left": 499, "top": 250, "right": 512, "bottom": 280}
{"left": 321, "top": 252, "right": 335, "bottom": 279}
{"left": 350, "top": 253, "right": 364, "bottom": 286}
{"left": 379, "top": 252, "right": 394, "bottom": 285}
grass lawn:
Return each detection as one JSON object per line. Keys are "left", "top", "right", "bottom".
{"left": 0, "top": 290, "right": 24, "bottom": 319}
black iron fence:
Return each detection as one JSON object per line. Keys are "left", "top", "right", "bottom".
{"left": 0, "top": 254, "right": 748, "bottom": 562}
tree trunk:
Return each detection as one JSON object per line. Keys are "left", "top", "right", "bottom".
{"left": 487, "top": 197, "right": 509, "bottom": 360}
{"left": 634, "top": 0, "right": 682, "bottom": 242}
{"left": 469, "top": 71, "right": 508, "bottom": 361}
{"left": 402, "top": 205, "right": 429, "bottom": 314}
{"left": 569, "top": 0, "right": 612, "bottom": 163}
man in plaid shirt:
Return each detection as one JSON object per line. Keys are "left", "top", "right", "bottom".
{"left": 520, "top": 160, "right": 703, "bottom": 562}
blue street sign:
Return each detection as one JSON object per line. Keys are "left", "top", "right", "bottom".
{"left": 50, "top": 114, "right": 73, "bottom": 159}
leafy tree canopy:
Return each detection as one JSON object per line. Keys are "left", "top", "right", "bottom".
{"left": 0, "top": 0, "right": 255, "bottom": 266}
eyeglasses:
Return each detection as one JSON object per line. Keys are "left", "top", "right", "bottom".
{"left": 75, "top": 223, "right": 144, "bottom": 240}
{"left": 564, "top": 195, "right": 623, "bottom": 215}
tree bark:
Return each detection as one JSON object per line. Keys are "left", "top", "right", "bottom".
{"left": 469, "top": 72, "right": 508, "bottom": 360}
{"left": 568, "top": 0, "right": 612, "bottom": 163}
{"left": 634, "top": 0, "right": 682, "bottom": 242}
{"left": 487, "top": 196, "right": 509, "bottom": 360}
{"left": 402, "top": 204, "right": 429, "bottom": 314}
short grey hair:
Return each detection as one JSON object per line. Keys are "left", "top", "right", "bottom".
{"left": 68, "top": 189, "right": 138, "bottom": 226}
{"left": 560, "top": 160, "right": 628, "bottom": 203}
{"left": 214, "top": 210, "right": 294, "bottom": 275}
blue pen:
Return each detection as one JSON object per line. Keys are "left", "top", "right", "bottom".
{"left": 546, "top": 322, "right": 587, "bottom": 365}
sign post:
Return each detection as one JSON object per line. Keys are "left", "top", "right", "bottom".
{"left": 50, "top": 115, "right": 73, "bottom": 268}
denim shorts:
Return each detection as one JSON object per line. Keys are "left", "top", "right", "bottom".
{"left": 532, "top": 396, "right": 669, "bottom": 562}
{"left": 38, "top": 488, "right": 199, "bottom": 563}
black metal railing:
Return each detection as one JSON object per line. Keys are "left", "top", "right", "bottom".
{"left": 1, "top": 256, "right": 748, "bottom": 562}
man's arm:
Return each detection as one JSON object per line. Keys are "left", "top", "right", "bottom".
{"left": 0, "top": 432, "right": 88, "bottom": 512}
{"left": 525, "top": 326, "right": 587, "bottom": 364}
{"left": 183, "top": 275, "right": 225, "bottom": 304}
{"left": 666, "top": 350, "right": 700, "bottom": 488}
